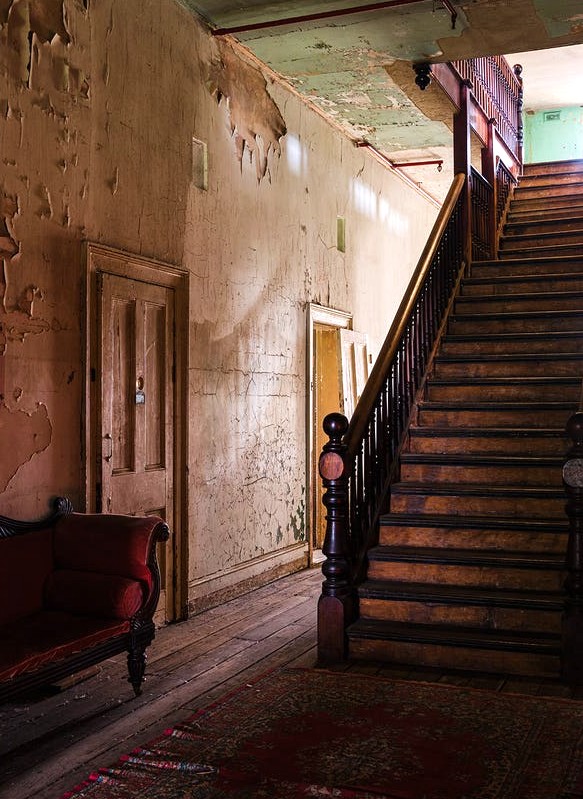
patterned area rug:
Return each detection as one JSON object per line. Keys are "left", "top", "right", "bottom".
{"left": 62, "top": 668, "right": 583, "bottom": 799}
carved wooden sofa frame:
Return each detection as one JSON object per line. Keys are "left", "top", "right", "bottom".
{"left": 0, "top": 497, "right": 169, "bottom": 703}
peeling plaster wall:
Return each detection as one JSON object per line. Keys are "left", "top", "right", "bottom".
{"left": 0, "top": 0, "right": 437, "bottom": 605}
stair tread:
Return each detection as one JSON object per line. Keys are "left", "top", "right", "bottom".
{"left": 358, "top": 580, "right": 563, "bottom": 607}
{"left": 391, "top": 482, "right": 564, "bottom": 497}
{"left": 452, "top": 308, "right": 582, "bottom": 320}
{"left": 428, "top": 375, "right": 579, "bottom": 383}
{"left": 367, "top": 545, "right": 565, "bottom": 568}
{"left": 409, "top": 425, "right": 565, "bottom": 434}
{"left": 435, "top": 351, "right": 583, "bottom": 361}
{"left": 419, "top": 400, "right": 576, "bottom": 409}
{"left": 475, "top": 254, "right": 583, "bottom": 267}
{"left": 463, "top": 273, "right": 583, "bottom": 286}
{"left": 379, "top": 511, "right": 568, "bottom": 531}
{"left": 400, "top": 452, "right": 563, "bottom": 465}
{"left": 347, "top": 619, "right": 561, "bottom": 652}
{"left": 457, "top": 289, "right": 583, "bottom": 302}
{"left": 505, "top": 218, "right": 583, "bottom": 229}
{"left": 444, "top": 333, "right": 583, "bottom": 343}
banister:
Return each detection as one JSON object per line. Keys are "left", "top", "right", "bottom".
{"left": 345, "top": 172, "right": 466, "bottom": 455}
{"left": 318, "top": 172, "right": 468, "bottom": 663}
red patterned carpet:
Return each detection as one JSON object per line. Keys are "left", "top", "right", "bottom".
{"left": 62, "top": 669, "right": 583, "bottom": 799}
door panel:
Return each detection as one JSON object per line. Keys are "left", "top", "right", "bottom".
{"left": 99, "top": 273, "right": 175, "bottom": 623}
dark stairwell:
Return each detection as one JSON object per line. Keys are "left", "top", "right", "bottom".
{"left": 346, "top": 159, "right": 583, "bottom": 677}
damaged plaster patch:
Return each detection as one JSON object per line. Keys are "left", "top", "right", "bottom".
{"left": 0, "top": 400, "right": 52, "bottom": 491}
{"left": 208, "top": 39, "right": 287, "bottom": 182}
{"left": 0, "top": 188, "right": 49, "bottom": 352}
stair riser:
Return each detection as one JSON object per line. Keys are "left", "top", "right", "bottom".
{"left": 499, "top": 244, "right": 583, "bottom": 259}
{"left": 508, "top": 207, "right": 583, "bottom": 223}
{"left": 510, "top": 195, "right": 583, "bottom": 212}
{"left": 367, "top": 561, "right": 564, "bottom": 590}
{"left": 449, "top": 315, "right": 582, "bottom": 334}
{"left": 440, "top": 338, "right": 582, "bottom": 356}
{"left": 456, "top": 296, "right": 583, "bottom": 313}
{"left": 359, "top": 598, "right": 561, "bottom": 633}
{"left": 434, "top": 359, "right": 582, "bottom": 378}
{"left": 390, "top": 493, "right": 564, "bottom": 516}
{"left": 348, "top": 639, "right": 560, "bottom": 676}
{"left": 408, "top": 433, "right": 567, "bottom": 456}
{"left": 470, "top": 260, "right": 583, "bottom": 278}
{"left": 401, "top": 462, "right": 562, "bottom": 486}
{"left": 426, "top": 381, "right": 580, "bottom": 400}
{"left": 462, "top": 277, "right": 582, "bottom": 294}
{"left": 518, "top": 172, "right": 583, "bottom": 188}
{"left": 514, "top": 183, "right": 583, "bottom": 199}
{"left": 505, "top": 220, "right": 583, "bottom": 237}
{"left": 500, "top": 232, "right": 583, "bottom": 250}
{"left": 379, "top": 526, "right": 567, "bottom": 552}
{"left": 417, "top": 408, "right": 573, "bottom": 428}
{"left": 522, "top": 161, "right": 583, "bottom": 177}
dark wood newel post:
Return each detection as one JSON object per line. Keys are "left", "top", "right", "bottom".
{"left": 562, "top": 410, "right": 583, "bottom": 685}
{"left": 317, "top": 412, "right": 355, "bottom": 664}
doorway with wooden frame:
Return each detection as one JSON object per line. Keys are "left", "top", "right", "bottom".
{"left": 85, "top": 244, "right": 189, "bottom": 625}
{"left": 306, "top": 304, "right": 369, "bottom": 565}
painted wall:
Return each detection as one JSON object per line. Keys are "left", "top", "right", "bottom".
{"left": 0, "top": 0, "right": 437, "bottom": 612}
{"left": 524, "top": 105, "right": 583, "bottom": 163}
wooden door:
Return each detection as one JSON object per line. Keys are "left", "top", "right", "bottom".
{"left": 99, "top": 273, "right": 175, "bottom": 623}
{"left": 312, "top": 325, "right": 343, "bottom": 551}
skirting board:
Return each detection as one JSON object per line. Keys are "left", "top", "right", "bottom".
{"left": 187, "top": 543, "right": 308, "bottom": 615}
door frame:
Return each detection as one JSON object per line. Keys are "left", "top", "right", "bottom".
{"left": 84, "top": 242, "right": 189, "bottom": 621}
{"left": 306, "top": 303, "right": 352, "bottom": 566}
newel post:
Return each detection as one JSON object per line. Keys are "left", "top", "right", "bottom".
{"left": 562, "top": 411, "right": 583, "bottom": 685}
{"left": 317, "top": 412, "right": 355, "bottom": 664}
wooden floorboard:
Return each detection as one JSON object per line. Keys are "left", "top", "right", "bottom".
{"left": 0, "top": 565, "right": 580, "bottom": 799}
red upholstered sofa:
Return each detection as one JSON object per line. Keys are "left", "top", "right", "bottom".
{"left": 0, "top": 498, "right": 169, "bottom": 702}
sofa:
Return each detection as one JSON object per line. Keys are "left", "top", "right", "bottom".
{"left": 0, "top": 497, "right": 169, "bottom": 702}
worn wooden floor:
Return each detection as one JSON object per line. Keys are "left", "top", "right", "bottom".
{"left": 0, "top": 566, "right": 578, "bottom": 799}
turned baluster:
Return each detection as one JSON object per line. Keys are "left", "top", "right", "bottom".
{"left": 317, "top": 412, "right": 355, "bottom": 664}
{"left": 562, "top": 410, "right": 583, "bottom": 685}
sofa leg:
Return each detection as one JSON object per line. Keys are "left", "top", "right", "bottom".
{"left": 127, "top": 644, "right": 147, "bottom": 696}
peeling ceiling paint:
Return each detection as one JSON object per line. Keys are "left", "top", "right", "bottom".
{"left": 181, "top": 0, "right": 583, "bottom": 198}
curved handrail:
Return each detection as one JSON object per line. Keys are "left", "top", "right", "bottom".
{"left": 345, "top": 172, "right": 466, "bottom": 457}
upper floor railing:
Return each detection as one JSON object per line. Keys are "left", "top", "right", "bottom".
{"left": 451, "top": 57, "right": 523, "bottom": 165}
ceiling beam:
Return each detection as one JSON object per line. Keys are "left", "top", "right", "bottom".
{"left": 211, "top": 0, "right": 457, "bottom": 36}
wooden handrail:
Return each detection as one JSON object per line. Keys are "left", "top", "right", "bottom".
{"left": 345, "top": 172, "right": 466, "bottom": 455}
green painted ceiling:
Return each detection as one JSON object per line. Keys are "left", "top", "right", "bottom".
{"left": 180, "top": 0, "right": 583, "bottom": 199}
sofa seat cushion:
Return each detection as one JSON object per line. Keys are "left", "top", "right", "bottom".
{"left": 0, "top": 611, "right": 129, "bottom": 682}
{"left": 45, "top": 570, "right": 146, "bottom": 620}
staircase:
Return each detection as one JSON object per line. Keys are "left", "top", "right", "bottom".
{"left": 346, "top": 160, "right": 583, "bottom": 677}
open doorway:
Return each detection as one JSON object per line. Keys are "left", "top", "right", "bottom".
{"left": 306, "top": 304, "right": 369, "bottom": 565}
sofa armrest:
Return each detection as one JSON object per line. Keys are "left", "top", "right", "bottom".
{"left": 53, "top": 513, "right": 170, "bottom": 613}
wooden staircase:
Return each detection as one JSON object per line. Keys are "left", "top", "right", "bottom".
{"left": 346, "top": 160, "right": 583, "bottom": 677}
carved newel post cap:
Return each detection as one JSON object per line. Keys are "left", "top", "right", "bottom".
{"left": 323, "top": 412, "right": 349, "bottom": 440}
{"left": 567, "top": 411, "right": 583, "bottom": 447}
